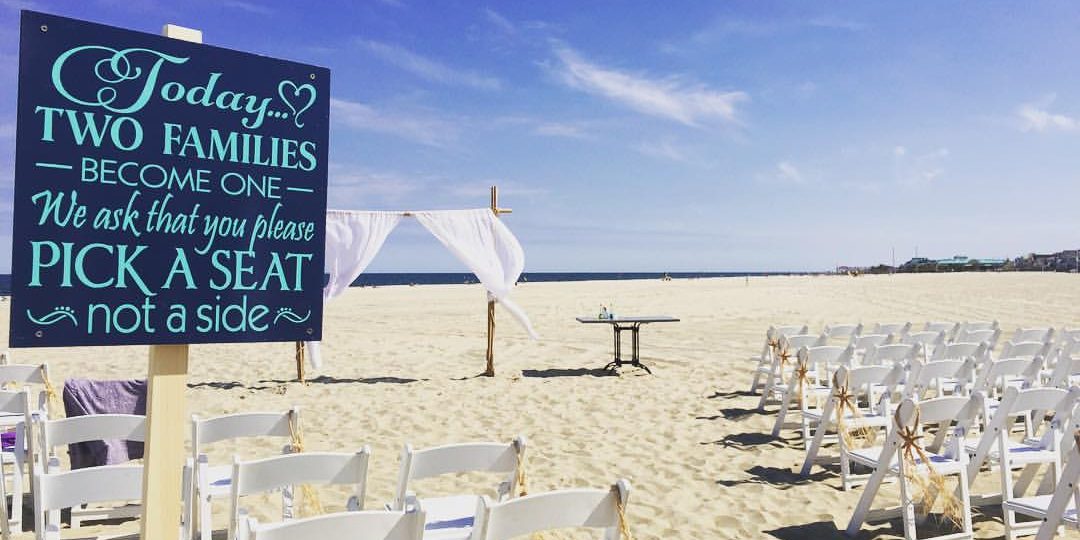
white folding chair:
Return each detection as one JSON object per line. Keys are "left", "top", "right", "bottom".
{"left": 1049, "top": 354, "right": 1080, "bottom": 389}
{"left": 846, "top": 396, "right": 980, "bottom": 540}
{"left": 771, "top": 345, "right": 853, "bottom": 440}
{"left": 904, "top": 357, "right": 976, "bottom": 400}
{"left": 470, "top": 479, "right": 630, "bottom": 540}
{"left": 954, "top": 328, "right": 1002, "bottom": 351}
{"left": 749, "top": 325, "right": 808, "bottom": 394}
{"left": 800, "top": 364, "right": 904, "bottom": 482}
{"left": 0, "top": 390, "right": 32, "bottom": 538}
{"left": 190, "top": 408, "right": 299, "bottom": 540}
{"left": 37, "top": 414, "right": 146, "bottom": 528}
{"left": 850, "top": 334, "right": 894, "bottom": 365}
{"left": 873, "top": 322, "right": 912, "bottom": 338}
{"left": 33, "top": 463, "right": 143, "bottom": 540}
{"left": 924, "top": 322, "right": 960, "bottom": 340}
{"left": 863, "top": 343, "right": 921, "bottom": 368}
{"left": 966, "top": 386, "right": 1080, "bottom": 540}
{"left": 0, "top": 364, "right": 52, "bottom": 425}
{"left": 392, "top": 437, "right": 525, "bottom": 540}
{"left": 757, "top": 333, "right": 827, "bottom": 410}
{"left": 246, "top": 508, "right": 426, "bottom": 540}
{"left": 929, "top": 342, "right": 989, "bottom": 364}
{"left": 958, "top": 320, "right": 999, "bottom": 334}
{"left": 999, "top": 340, "right": 1053, "bottom": 362}
{"left": 1002, "top": 429, "right": 1080, "bottom": 540}
{"left": 825, "top": 323, "right": 863, "bottom": 342}
{"left": 229, "top": 449, "right": 371, "bottom": 540}
{"left": 970, "top": 356, "right": 1045, "bottom": 404}
{"left": 1011, "top": 328, "right": 1055, "bottom": 345}
{"left": 902, "top": 331, "right": 947, "bottom": 358}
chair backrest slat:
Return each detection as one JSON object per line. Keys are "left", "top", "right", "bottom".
{"left": 233, "top": 451, "right": 370, "bottom": 497}
{"left": 35, "top": 464, "right": 143, "bottom": 513}
{"left": 42, "top": 414, "right": 145, "bottom": 450}
{"left": 250, "top": 510, "right": 425, "bottom": 540}
{"left": 194, "top": 410, "right": 295, "bottom": 448}
{"left": 474, "top": 480, "right": 630, "bottom": 540}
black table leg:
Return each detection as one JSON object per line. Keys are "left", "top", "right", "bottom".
{"left": 604, "top": 325, "right": 624, "bottom": 371}
{"left": 631, "top": 323, "right": 652, "bottom": 374}
{"left": 603, "top": 323, "right": 652, "bottom": 374}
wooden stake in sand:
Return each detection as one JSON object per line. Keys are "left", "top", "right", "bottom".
{"left": 485, "top": 185, "right": 512, "bottom": 377}
{"left": 139, "top": 22, "right": 201, "bottom": 540}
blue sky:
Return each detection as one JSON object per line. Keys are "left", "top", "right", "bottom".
{"left": 1, "top": 1, "right": 1079, "bottom": 272}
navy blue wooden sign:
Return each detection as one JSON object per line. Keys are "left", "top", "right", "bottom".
{"left": 10, "top": 11, "right": 328, "bottom": 347}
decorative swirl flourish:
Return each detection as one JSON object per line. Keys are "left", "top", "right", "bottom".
{"left": 274, "top": 307, "right": 311, "bottom": 325}
{"left": 51, "top": 45, "right": 189, "bottom": 114}
{"left": 26, "top": 306, "right": 77, "bottom": 327}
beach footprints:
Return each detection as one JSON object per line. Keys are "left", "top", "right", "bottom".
{"left": 26, "top": 306, "right": 77, "bottom": 326}
{"left": 273, "top": 306, "right": 311, "bottom": 325}
{"left": 277, "top": 80, "right": 316, "bottom": 129}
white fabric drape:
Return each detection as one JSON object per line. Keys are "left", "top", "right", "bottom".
{"left": 414, "top": 209, "right": 539, "bottom": 340}
{"left": 307, "top": 210, "right": 402, "bottom": 368}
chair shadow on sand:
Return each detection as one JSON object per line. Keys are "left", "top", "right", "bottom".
{"left": 520, "top": 367, "right": 617, "bottom": 378}
{"left": 700, "top": 431, "right": 797, "bottom": 450}
{"left": 188, "top": 375, "right": 421, "bottom": 390}
{"left": 715, "top": 465, "right": 833, "bottom": 490}
{"left": 706, "top": 389, "right": 757, "bottom": 400}
{"left": 696, "top": 407, "right": 761, "bottom": 422}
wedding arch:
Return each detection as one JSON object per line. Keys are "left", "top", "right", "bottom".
{"left": 300, "top": 187, "right": 538, "bottom": 378}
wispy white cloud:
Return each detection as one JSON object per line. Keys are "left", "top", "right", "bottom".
{"left": 222, "top": 0, "right": 273, "bottom": 15}
{"left": 1017, "top": 95, "right": 1078, "bottom": 132}
{"left": 358, "top": 39, "right": 501, "bottom": 91}
{"left": 330, "top": 97, "right": 459, "bottom": 148}
{"left": 634, "top": 140, "right": 692, "bottom": 163}
{"left": 327, "top": 164, "right": 426, "bottom": 205}
{"left": 483, "top": 8, "right": 516, "bottom": 35}
{"left": 532, "top": 122, "right": 592, "bottom": 140}
{"left": 807, "top": 15, "right": 867, "bottom": 31}
{"left": 444, "top": 180, "right": 547, "bottom": 201}
{"left": 894, "top": 146, "right": 949, "bottom": 186}
{"left": 552, "top": 44, "right": 747, "bottom": 127}
{"left": 776, "top": 161, "right": 804, "bottom": 183}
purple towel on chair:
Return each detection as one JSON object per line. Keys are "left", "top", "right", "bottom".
{"left": 62, "top": 378, "right": 147, "bottom": 469}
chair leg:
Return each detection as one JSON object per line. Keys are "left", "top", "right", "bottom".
{"left": 958, "top": 469, "right": 974, "bottom": 539}
{"left": 897, "top": 471, "right": 918, "bottom": 540}
{"left": 0, "top": 464, "right": 9, "bottom": 540}
{"left": 199, "top": 493, "right": 212, "bottom": 540}
{"left": 750, "top": 361, "right": 763, "bottom": 394}
{"left": 772, "top": 390, "right": 791, "bottom": 437}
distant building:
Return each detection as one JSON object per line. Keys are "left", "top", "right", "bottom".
{"left": 896, "top": 255, "right": 1005, "bottom": 273}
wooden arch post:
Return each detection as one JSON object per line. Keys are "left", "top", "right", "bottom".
{"left": 485, "top": 185, "right": 512, "bottom": 376}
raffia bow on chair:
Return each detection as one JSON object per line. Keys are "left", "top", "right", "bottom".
{"left": 287, "top": 410, "right": 325, "bottom": 517}
{"left": 41, "top": 366, "right": 62, "bottom": 418}
{"left": 832, "top": 371, "right": 877, "bottom": 449}
{"left": 514, "top": 440, "right": 529, "bottom": 497}
{"left": 614, "top": 485, "right": 634, "bottom": 540}
{"left": 894, "top": 406, "right": 964, "bottom": 527}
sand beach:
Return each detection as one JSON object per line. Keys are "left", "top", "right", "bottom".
{"left": 4, "top": 272, "right": 1078, "bottom": 539}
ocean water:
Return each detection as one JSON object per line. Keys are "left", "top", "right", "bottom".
{"left": 0, "top": 271, "right": 794, "bottom": 294}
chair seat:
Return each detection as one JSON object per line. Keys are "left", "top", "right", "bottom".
{"left": 1002, "top": 494, "right": 1078, "bottom": 526}
{"left": 419, "top": 495, "right": 479, "bottom": 540}
{"left": 963, "top": 439, "right": 1057, "bottom": 465}
{"left": 802, "top": 410, "right": 888, "bottom": 428}
{"left": 848, "top": 446, "right": 965, "bottom": 474}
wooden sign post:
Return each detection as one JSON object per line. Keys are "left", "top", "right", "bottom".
{"left": 484, "top": 185, "right": 512, "bottom": 377}
{"left": 137, "top": 22, "right": 201, "bottom": 540}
